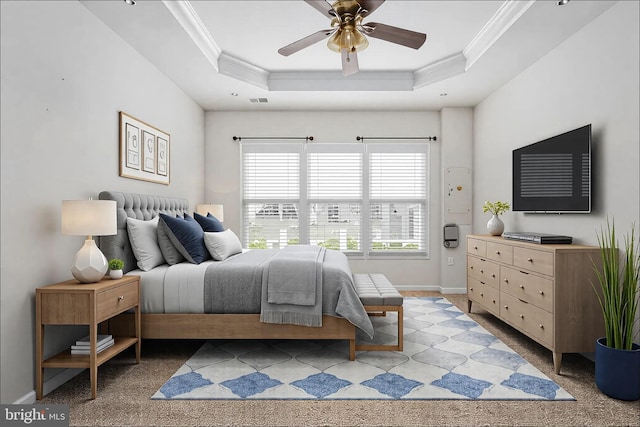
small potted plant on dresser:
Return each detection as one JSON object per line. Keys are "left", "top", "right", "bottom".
{"left": 108, "top": 259, "right": 124, "bottom": 280}
{"left": 482, "top": 200, "right": 510, "bottom": 236}
{"left": 593, "top": 220, "right": 640, "bottom": 401}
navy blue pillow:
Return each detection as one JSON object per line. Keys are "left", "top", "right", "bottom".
{"left": 194, "top": 212, "right": 225, "bottom": 232}
{"left": 158, "top": 213, "right": 209, "bottom": 264}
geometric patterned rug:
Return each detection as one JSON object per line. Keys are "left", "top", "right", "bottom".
{"left": 152, "top": 297, "right": 574, "bottom": 400}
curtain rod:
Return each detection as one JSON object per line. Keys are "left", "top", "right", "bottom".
{"left": 356, "top": 136, "right": 437, "bottom": 142}
{"left": 233, "top": 136, "right": 314, "bottom": 142}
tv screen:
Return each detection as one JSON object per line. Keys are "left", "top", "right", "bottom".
{"left": 512, "top": 124, "right": 591, "bottom": 213}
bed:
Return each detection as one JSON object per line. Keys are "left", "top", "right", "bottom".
{"left": 97, "top": 191, "right": 373, "bottom": 360}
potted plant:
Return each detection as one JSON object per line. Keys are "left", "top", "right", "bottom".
{"left": 592, "top": 220, "right": 640, "bottom": 401}
{"left": 108, "top": 259, "right": 125, "bottom": 280}
{"left": 482, "top": 200, "right": 510, "bottom": 236}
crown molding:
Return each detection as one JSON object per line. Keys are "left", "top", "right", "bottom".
{"left": 463, "top": 0, "right": 535, "bottom": 71}
{"left": 414, "top": 52, "right": 467, "bottom": 90}
{"left": 219, "top": 53, "right": 270, "bottom": 90}
{"left": 162, "top": 0, "right": 222, "bottom": 72}
{"left": 269, "top": 71, "right": 414, "bottom": 91}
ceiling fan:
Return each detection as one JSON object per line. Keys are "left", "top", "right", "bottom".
{"left": 278, "top": 0, "right": 427, "bottom": 76}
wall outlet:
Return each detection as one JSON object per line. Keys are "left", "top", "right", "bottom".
{"left": 447, "top": 257, "right": 454, "bottom": 266}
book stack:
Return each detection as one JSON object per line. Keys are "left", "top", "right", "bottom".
{"left": 71, "top": 334, "right": 114, "bottom": 355}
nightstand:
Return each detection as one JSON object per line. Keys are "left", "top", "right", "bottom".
{"left": 35, "top": 275, "right": 141, "bottom": 400}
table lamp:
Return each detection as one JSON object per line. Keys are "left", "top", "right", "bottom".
{"left": 196, "top": 204, "right": 224, "bottom": 221}
{"left": 62, "top": 199, "right": 117, "bottom": 283}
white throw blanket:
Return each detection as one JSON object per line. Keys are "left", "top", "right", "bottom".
{"left": 260, "top": 245, "right": 326, "bottom": 327}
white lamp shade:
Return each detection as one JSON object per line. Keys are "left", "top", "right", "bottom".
{"left": 62, "top": 200, "right": 117, "bottom": 236}
{"left": 196, "top": 204, "right": 224, "bottom": 221}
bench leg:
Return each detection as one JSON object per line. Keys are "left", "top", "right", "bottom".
{"left": 355, "top": 305, "right": 403, "bottom": 352}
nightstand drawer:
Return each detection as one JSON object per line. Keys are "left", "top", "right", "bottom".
{"left": 467, "top": 256, "right": 500, "bottom": 288}
{"left": 486, "top": 241, "right": 513, "bottom": 265}
{"left": 96, "top": 282, "right": 139, "bottom": 322}
{"left": 501, "top": 266, "right": 553, "bottom": 312}
{"left": 468, "top": 277, "right": 500, "bottom": 316}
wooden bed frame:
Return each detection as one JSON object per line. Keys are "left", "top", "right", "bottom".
{"left": 98, "top": 191, "right": 357, "bottom": 360}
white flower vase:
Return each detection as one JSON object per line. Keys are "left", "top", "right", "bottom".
{"left": 487, "top": 215, "right": 504, "bottom": 236}
{"left": 109, "top": 269, "right": 123, "bottom": 280}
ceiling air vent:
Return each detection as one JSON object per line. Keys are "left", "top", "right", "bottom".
{"left": 249, "top": 98, "right": 269, "bottom": 103}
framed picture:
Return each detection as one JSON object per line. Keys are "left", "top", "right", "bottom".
{"left": 119, "top": 112, "right": 170, "bottom": 185}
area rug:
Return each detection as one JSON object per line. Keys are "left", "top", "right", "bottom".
{"left": 152, "top": 297, "right": 574, "bottom": 400}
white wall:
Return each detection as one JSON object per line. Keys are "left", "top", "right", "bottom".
{"left": 473, "top": 1, "right": 639, "bottom": 245}
{"left": 0, "top": 1, "right": 205, "bottom": 403}
{"left": 204, "top": 110, "right": 468, "bottom": 290}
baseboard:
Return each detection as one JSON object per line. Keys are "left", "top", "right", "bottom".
{"left": 15, "top": 368, "right": 84, "bottom": 404}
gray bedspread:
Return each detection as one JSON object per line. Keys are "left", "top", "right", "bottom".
{"left": 203, "top": 247, "right": 374, "bottom": 337}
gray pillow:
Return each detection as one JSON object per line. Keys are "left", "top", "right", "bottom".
{"left": 157, "top": 219, "right": 185, "bottom": 265}
{"left": 204, "top": 229, "right": 242, "bottom": 261}
{"left": 126, "top": 216, "right": 165, "bottom": 271}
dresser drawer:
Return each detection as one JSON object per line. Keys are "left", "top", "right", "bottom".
{"left": 486, "top": 242, "right": 513, "bottom": 265}
{"left": 96, "top": 282, "right": 139, "bottom": 322}
{"left": 467, "top": 238, "right": 487, "bottom": 257}
{"left": 501, "top": 293, "right": 553, "bottom": 347}
{"left": 467, "top": 256, "right": 500, "bottom": 288}
{"left": 514, "top": 247, "right": 554, "bottom": 276}
{"left": 500, "top": 266, "right": 553, "bottom": 312}
{"left": 468, "top": 277, "right": 500, "bottom": 316}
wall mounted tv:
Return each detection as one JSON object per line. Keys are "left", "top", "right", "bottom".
{"left": 512, "top": 124, "right": 591, "bottom": 213}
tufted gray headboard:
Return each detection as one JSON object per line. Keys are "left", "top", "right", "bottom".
{"left": 98, "top": 191, "right": 189, "bottom": 273}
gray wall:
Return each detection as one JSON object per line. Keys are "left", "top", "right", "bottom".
{"left": 473, "top": 0, "right": 639, "bottom": 245}
{"left": 0, "top": 1, "right": 205, "bottom": 403}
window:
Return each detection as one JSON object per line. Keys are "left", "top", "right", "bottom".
{"left": 241, "top": 142, "right": 429, "bottom": 257}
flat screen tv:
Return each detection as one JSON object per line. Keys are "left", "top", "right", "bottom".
{"left": 512, "top": 124, "right": 591, "bottom": 213}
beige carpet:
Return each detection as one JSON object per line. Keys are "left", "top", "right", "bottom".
{"left": 39, "top": 293, "right": 640, "bottom": 427}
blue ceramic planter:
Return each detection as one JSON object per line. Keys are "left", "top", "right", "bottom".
{"left": 595, "top": 337, "right": 640, "bottom": 401}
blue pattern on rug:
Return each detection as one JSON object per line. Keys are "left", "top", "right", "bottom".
{"left": 159, "top": 371, "right": 212, "bottom": 398}
{"left": 431, "top": 372, "right": 492, "bottom": 399}
{"left": 220, "top": 372, "right": 282, "bottom": 398}
{"left": 361, "top": 373, "right": 423, "bottom": 398}
{"left": 501, "top": 372, "right": 561, "bottom": 399}
{"left": 152, "top": 297, "right": 575, "bottom": 400}
{"left": 290, "top": 373, "right": 352, "bottom": 398}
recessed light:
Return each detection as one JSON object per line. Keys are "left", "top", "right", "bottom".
{"left": 230, "top": 93, "right": 238, "bottom": 97}
{"left": 124, "top": 0, "right": 136, "bottom": 5}
{"left": 557, "top": 0, "right": 570, "bottom": 5}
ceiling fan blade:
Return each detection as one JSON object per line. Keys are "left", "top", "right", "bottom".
{"left": 278, "top": 29, "right": 335, "bottom": 56}
{"left": 358, "top": 0, "right": 385, "bottom": 17}
{"left": 304, "top": 0, "right": 335, "bottom": 18}
{"left": 341, "top": 48, "right": 359, "bottom": 76}
{"left": 362, "top": 22, "right": 426, "bottom": 49}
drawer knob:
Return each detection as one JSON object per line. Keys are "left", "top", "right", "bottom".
{"left": 491, "top": 299, "right": 496, "bottom": 303}
{"left": 539, "top": 324, "right": 544, "bottom": 329}
{"left": 504, "top": 305, "right": 509, "bottom": 310}
{"left": 117, "top": 296, "right": 124, "bottom": 301}
{"left": 480, "top": 269, "right": 484, "bottom": 274}
{"left": 474, "top": 246, "right": 478, "bottom": 250}
{"left": 491, "top": 274, "right": 496, "bottom": 278}
{"left": 495, "top": 251, "right": 500, "bottom": 255}
{"left": 520, "top": 314, "right": 524, "bottom": 319}
{"left": 519, "top": 285, "right": 524, "bottom": 289}
{"left": 504, "top": 279, "right": 509, "bottom": 283}
{"left": 539, "top": 290, "right": 544, "bottom": 295}
{"left": 470, "top": 287, "right": 474, "bottom": 291}
{"left": 527, "top": 257, "right": 533, "bottom": 262}
{"left": 470, "top": 266, "right": 474, "bottom": 270}
{"left": 480, "top": 292, "right": 484, "bottom": 297}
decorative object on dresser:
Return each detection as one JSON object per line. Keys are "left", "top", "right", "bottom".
{"left": 119, "top": 111, "right": 170, "bottom": 185}
{"left": 482, "top": 201, "right": 510, "bottom": 236}
{"left": 108, "top": 259, "right": 124, "bottom": 279}
{"left": 35, "top": 275, "right": 141, "bottom": 400}
{"left": 592, "top": 220, "right": 639, "bottom": 401}
{"left": 61, "top": 199, "right": 117, "bottom": 283}
{"left": 466, "top": 234, "right": 605, "bottom": 374}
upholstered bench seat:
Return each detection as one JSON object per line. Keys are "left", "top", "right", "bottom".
{"left": 353, "top": 273, "right": 403, "bottom": 352}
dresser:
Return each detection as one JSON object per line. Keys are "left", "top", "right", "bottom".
{"left": 466, "top": 235, "right": 604, "bottom": 374}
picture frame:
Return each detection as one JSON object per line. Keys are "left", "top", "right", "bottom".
{"left": 119, "top": 111, "right": 170, "bottom": 185}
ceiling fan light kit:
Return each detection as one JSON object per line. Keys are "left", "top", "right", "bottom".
{"left": 278, "top": 0, "right": 426, "bottom": 76}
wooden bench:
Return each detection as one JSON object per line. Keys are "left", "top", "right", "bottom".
{"left": 353, "top": 273, "right": 404, "bottom": 352}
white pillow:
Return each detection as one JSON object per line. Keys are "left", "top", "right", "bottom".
{"left": 126, "top": 216, "right": 165, "bottom": 271}
{"left": 204, "top": 229, "right": 242, "bottom": 261}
